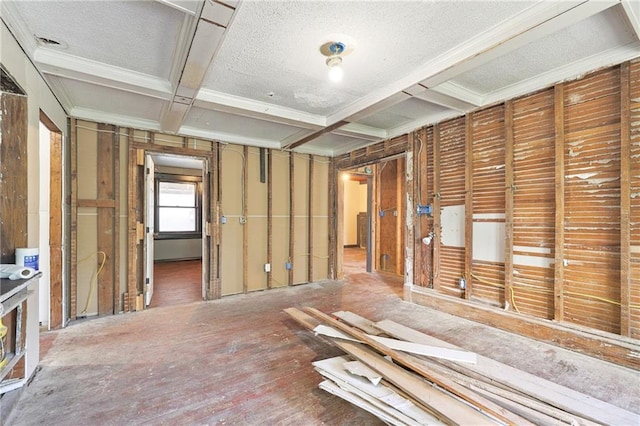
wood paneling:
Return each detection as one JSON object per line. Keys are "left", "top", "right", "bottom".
{"left": 512, "top": 88, "right": 556, "bottom": 319}
{"left": 563, "top": 67, "right": 621, "bottom": 334}
{"left": 438, "top": 117, "right": 466, "bottom": 293}
{"left": 471, "top": 105, "right": 505, "bottom": 304}
{"left": 0, "top": 93, "right": 27, "bottom": 264}
{"left": 378, "top": 159, "right": 399, "bottom": 273}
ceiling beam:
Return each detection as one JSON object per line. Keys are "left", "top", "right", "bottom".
{"left": 194, "top": 89, "right": 325, "bottom": 129}
{"left": 620, "top": 0, "right": 640, "bottom": 39}
{"left": 406, "top": 84, "right": 479, "bottom": 112}
{"left": 160, "top": 0, "right": 239, "bottom": 133}
{"left": 35, "top": 49, "right": 173, "bottom": 100}
{"left": 282, "top": 120, "right": 349, "bottom": 150}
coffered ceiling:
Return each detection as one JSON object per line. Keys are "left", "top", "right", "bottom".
{"left": 2, "top": 0, "right": 639, "bottom": 156}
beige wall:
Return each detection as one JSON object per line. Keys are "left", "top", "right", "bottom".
{"left": 343, "top": 179, "right": 368, "bottom": 246}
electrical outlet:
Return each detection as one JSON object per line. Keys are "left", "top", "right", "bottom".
{"left": 221, "top": 215, "right": 227, "bottom": 224}
{"left": 264, "top": 263, "right": 271, "bottom": 272}
{"left": 239, "top": 216, "right": 246, "bottom": 224}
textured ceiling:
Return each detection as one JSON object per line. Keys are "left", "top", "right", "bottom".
{"left": 2, "top": 0, "right": 639, "bottom": 157}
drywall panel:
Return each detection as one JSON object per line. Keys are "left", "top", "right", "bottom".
{"left": 247, "top": 147, "right": 268, "bottom": 291}
{"left": 293, "top": 154, "right": 309, "bottom": 284}
{"left": 76, "top": 209, "right": 99, "bottom": 316}
{"left": 154, "top": 133, "right": 184, "bottom": 148}
{"left": 440, "top": 205, "right": 465, "bottom": 247}
{"left": 247, "top": 217, "right": 268, "bottom": 291}
{"left": 76, "top": 122, "right": 98, "bottom": 199}
{"left": 472, "top": 221, "right": 505, "bottom": 263}
{"left": 313, "top": 217, "right": 329, "bottom": 280}
{"left": 220, "top": 145, "right": 244, "bottom": 295}
{"left": 271, "top": 151, "right": 290, "bottom": 287}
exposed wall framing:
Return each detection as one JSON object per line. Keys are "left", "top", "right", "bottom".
{"left": 334, "top": 59, "right": 640, "bottom": 367}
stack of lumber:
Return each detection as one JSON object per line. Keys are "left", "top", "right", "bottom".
{"left": 284, "top": 307, "right": 640, "bottom": 426}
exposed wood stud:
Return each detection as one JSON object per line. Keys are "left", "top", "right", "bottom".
{"left": 504, "top": 101, "right": 515, "bottom": 311}
{"left": 554, "top": 84, "right": 565, "bottom": 322}
{"left": 97, "top": 123, "right": 115, "bottom": 316}
{"left": 127, "top": 129, "right": 138, "bottom": 312}
{"left": 308, "top": 154, "right": 314, "bottom": 283}
{"left": 267, "top": 149, "right": 273, "bottom": 289}
{"left": 432, "top": 124, "right": 441, "bottom": 291}
{"left": 70, "top": 118, "right": 78, "bottom": 320}
{"left": 406, "top": 132, "right": 416, "bottom": 289}
{"left": 289, "top": 152, "right": 295, "bottom": 285}
{"left": 620, "top": 62, "right": 631, "bottom": 336}
{"left": 395, "top": 158, "right": 403, "bottom": 276}
{"left": 328, "top": 158, "right": 337, "bottom": 279}
{"left": 243, "top": 145, "right": 249, "bottom": 294}
{"left": 464, "top": 113, "right": 473, "bottom": 300}
{"left": 412, "top": 131, "right": 421, "bottom": 286}
{"left": 113, "top": 127, "right": 121, "bottom": 313}
{"left": 335, "top": 162, "right": 344, "bottom": 279}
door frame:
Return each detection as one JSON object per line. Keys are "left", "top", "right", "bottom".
{"left": 128, "top": 143, "right": 217, "bottom": 309}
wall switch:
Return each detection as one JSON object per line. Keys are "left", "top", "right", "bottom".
{"left": 264, "top": 263, "right": 271, "bottom": 272}
{"left": 285, "top": 261, "right": 292, "bottom": 270}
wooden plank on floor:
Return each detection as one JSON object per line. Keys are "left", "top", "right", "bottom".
{"left": 314, "top": 324, "right": 477, "bottom": 364}
{"left": 375, "top": 318, "right": 640, "bottom": 426}
{"left": 304, "top": 307, "right": 533, "bottom": 426}
{"left": 333, "top": 311, "right": 383, "bottom": 335}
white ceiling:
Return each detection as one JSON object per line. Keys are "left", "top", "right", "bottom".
{"left": 2, "top": 0, "right": 639, "bottom": 157}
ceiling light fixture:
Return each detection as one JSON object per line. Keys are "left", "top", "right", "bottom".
{"left": 324, "top": 42, "right": 346, "bottom": 83}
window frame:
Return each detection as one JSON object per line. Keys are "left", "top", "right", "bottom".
{"left": 154, "top": 173, "right": 202, "bottom": 240}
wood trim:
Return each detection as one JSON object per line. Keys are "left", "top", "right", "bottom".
{"left": 504, "top": 101, "right": 514, "bottom": 311}
{"left": 553, "top": 84, "right": 565, "bottom": 322}
{"left": 308, "top": 155, "right": 314, "bottom": 282}
{"left": 620, "top": 62, "right": 631, "bottom": 336}
{"left": 410, "top": 286, "right": 640, "bottom": 370}
{"left": 464, "top": 114, "right": 473, "bottom": 299}
{"left": 267, "top": 148, "right": 273, "bottom": 289}
{"left": 288, "top": 152, "right": 295, "bottom": 285}
{"left": 432, "top": 124, "right": 441, "bottom": 291}
{"left": 70, "top": 118, "right": 78, "bottom": 320}
{"left": 242, "top": 145, "right": 248, "bottom": 294}
{"left": 97, "top": 123, "right": 115, "bottom": 316}
{"left": 49, "top": 126, "right": 63, "bottom": 329}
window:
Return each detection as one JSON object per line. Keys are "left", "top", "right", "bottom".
{"left": 155, "top": 174, "right": 202, "bottom": 238}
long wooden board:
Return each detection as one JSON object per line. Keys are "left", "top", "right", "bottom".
{"left": 375, "top": 319, "right": 640, "bottom": 426}
{"left": 303, "top": 307, "right": 533, "bottom": 426}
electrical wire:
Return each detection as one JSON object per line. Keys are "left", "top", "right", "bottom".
{"left": 78, "top": 251, "right": 107, "bottom": 315}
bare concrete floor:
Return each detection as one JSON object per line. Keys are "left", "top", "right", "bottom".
{"left": 4, "top": 268, "right": 640, "bottom": 425}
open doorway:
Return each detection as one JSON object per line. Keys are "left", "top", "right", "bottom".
{"left": 341, "top": 168, "right": 373, "bottom": 276}
{"left": 145, "top": 153, "right": 206, "bottom": 309}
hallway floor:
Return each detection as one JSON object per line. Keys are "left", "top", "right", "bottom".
{"left": 5, "top": 271, "right": 639, "bottom": 424}
{"left": 149, "top": 260, "right": 202, "bottom": 309}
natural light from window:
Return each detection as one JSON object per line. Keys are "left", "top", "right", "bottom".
{"left": 158, "top": 181, "right": 197, "bottom": 232}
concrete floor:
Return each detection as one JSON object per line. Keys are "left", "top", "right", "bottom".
{"left": 4, "top": 253, "right": 640, "bottom": 425}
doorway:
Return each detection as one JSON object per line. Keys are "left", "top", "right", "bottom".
{"left": 39, "top": 112, "right": 65, "bottom": 329}
{"left": 144, "top": 153, "right": 208, "bottom": 308}
{"left": 341, "top": 168, "right": 373, "bottom": 276}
